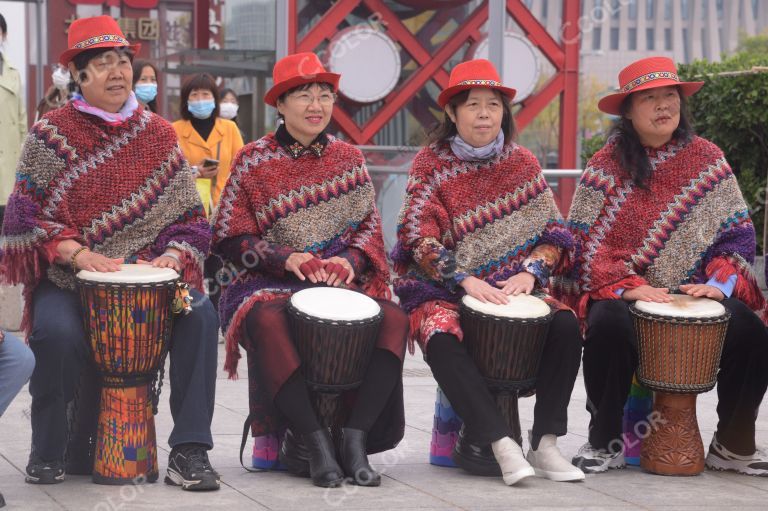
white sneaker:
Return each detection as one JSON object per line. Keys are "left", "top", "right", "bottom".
{"left": 491, "top": 437, "right": 535, "bottom": 485}
{"left": 571, "top": 442, "right": 626, "bottom": 474}
{"left": 526, "top": 432, "right": 585, "bottom": 482}
{"left": 706, "top": 435, "right": 768, "bottom": 477}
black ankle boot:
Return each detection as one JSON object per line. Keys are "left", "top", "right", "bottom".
{"left": 279, "top": 428, "right": 310, "bottom": 476}
{"left": 339, "top": 428, "right": 381, "bottom": 487}
{"left": 452, "top": 425, "right": 502, "bottom": 477}
{"left": 303, "top": 429, "right": 344, "bottom": 488}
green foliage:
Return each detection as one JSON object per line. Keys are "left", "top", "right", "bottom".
{"left": 677, "top": 41, "right": 768, "bottom": 252}
{"left": 581, "top": 133, "right": 606, "bottom": 164}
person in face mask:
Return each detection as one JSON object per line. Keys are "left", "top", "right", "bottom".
{"left": 132, "top": 59, "right": 159, "bottom": 113}
{"left": 36, "top": 64, "right": 72, "bottom": 120}
{"left": 219, "top": 87, "right": 246, "bottom": 141}
{"left": 172, "top": 73, "right": 244, "bottom": 311}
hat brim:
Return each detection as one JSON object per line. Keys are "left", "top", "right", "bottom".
{"left": 437, "top": 84, "right": 517, "bottom": 108}
{"left": 597, "top": 79, "right": 704, "bottom": 115}
{"left": 264, "top": 72, "right": 341, "bottom": 107}
{"left": 60, "top": 42, "right": 141, "bottom": 66}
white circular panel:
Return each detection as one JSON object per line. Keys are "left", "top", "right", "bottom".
{"left": 327, "top": 26, "right": 401, "bottom": 103}
{"left": 290, "top": 287, "right": 381, "bottom": 322}
{"left": 462, "top": 293, "right": 550, "bottom": 319}
{"left": 473, "top": 32, "right": 541, "bottom": 102}
{"left": 77, "top": 264, "right": 179, "bottom": 284}
{"left": 634, "top": 295, "right": 726, "bottom": 318}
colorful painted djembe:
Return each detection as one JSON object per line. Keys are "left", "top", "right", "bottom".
{"left": 630, "top": 295, "right": 729, "bottom": 476}
{"left": 76, "top": 264, "right": 179, "bottom": 485}
{"left": 286, "top": 287, "right": 382, "bottom": 431}
{"left": 454, "top": 294, "right": 552, "bottom": 474}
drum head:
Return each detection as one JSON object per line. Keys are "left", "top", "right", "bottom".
{"left": 634, "top": 294, "right": 725, "bottom": 318}
{"left": 290, "top": 287, "right": 381, "bottom": 322}
{"left": 461, "top": 294, "right": 550, "bottom": 319}
{"left": 76, "top": 264, "right": 179, "bottom": 284}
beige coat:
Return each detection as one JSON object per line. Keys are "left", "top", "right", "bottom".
{"left": 0, "top": 55, "right": 27, "bottom": 206}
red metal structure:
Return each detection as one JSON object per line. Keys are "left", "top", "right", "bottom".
{"left": 285, "top": 0, "right": 580, "bottom": 211}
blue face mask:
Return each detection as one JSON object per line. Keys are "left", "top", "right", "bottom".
{"left": 134, "top": 83, "right": 157, "bottom": 103}
{"left": 188, "top": 99, "right": 215, "bottom": 119}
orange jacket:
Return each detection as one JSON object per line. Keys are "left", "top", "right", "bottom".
{"left": 172, "top": 117, "right": 244, "bottom": 215}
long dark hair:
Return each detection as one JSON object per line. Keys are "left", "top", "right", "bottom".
{"left": 132, "top": 59, "right": 159, "bottom": 113}
{"left": 427, "top": 89, "right": 517, "bottom": 146}
{"left": 609, "top": 86, "right": 694, "bottom": 188}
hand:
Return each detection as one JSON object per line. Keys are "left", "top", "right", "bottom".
{"left": 321, "top": 256, "right": 355, "bottom": 287}
{"left": 495, "top": 272, "right": 536, "bottom": 296}
{"left": 622, "top": 285, "right": 672, "bottom": 303}
{"left": 74, "top": 250, "right": 123, "bottom": 272}
{"left": 137, "top": 256, "right": 181, "bottom": 273}
{"left": 459, "top": 276, "right": 509, "bottom": 305}
{"left": 679, "top": 283, "right": 725, "bottom": 301}
{"left": 286, "top": 252, "right": 326, "bottom": 283}
{"left": 198, "top": 164, "right": 219, "bottom": 178}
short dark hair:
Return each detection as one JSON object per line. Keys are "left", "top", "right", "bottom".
{"left": 71, "top": 47, "right": 134, "bottom": 94}
{"left": 179, "top": 73, "right": 220, "bottom": 120}
{"left": 426, "top": 89, "right": 517, "bottom": 146}
{"left": 132, "top": 59, "right": 159, "bottom": 112}
{"left": 220, "top": 87, "right": 238, "bottom": 102}
{"left": 608, "top": 86, "right": 694, "bottom": 189}
{"left": 0, "top": 14, "right": 7, "bottom": 36}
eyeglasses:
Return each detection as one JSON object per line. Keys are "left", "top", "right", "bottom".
{"left": 88, "top": 51, "right": 133, "bottom": 73}
{"left": 289, "top": 92, "right": 336, "bottom": 106}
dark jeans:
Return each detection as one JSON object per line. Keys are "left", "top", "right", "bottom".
{"left": 583, "top": 298, "right": 768, "bottom": 455}
{"left": 426, "top": 310, "right": 582, "bottom": 445}
{"left": 28, "top": 280, "right": 219, "bottom": 461}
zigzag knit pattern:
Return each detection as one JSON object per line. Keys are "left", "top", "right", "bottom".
{"left": 0, "top": 103, "right": 210, "bottom": 334}
{"left": 557, "top": 136, "right": 767, "bottom": 320}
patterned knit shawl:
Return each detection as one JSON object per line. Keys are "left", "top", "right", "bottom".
{"left": 392, "top": 142, "right": 571, "bottom": 313}
{"left": 211, "top": 133, "right": 390, "bottom": 377}
{"left": 0, "top": 103, "right": 210, "bottom": 333}
{"left": 557, "top": 135, "right": 767, "bottom": 320}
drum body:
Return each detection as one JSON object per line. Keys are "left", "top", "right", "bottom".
{"left": 286, "top": 288, "right": 382, "bottom": 430}
{"left": 452, "top": 294, "right": 552, "bottom": 472}
{"left": 76, "top": 265, "right": 178, "bottom": 484}
{"left": 630, "top": 295, "right": 729, "bottom": 476}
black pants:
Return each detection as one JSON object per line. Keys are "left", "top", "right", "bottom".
{"left": 426, "top": 310, "right": 582, "bottom": 445}
{"left": 584, "top": 298, "right": 768, "bottom": 455}
{"left": 0, "top": 205, "right": 5, "bottom": 231}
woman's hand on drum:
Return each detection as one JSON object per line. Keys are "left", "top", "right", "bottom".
{"left": 460, "top": 276, "right": 509, "bottom": 305}
{"left": 137, "top": 251, "right": 182, "bottom": 272}
{"left": 495, "top": 272, "right": 536, "bottom": 296}
{"left": 679, "top": 283, "right": 725, "bottom": 301}
{"left": 320, "top": 256, "right": 354, "bottom": 287}
{"left": 286, "top": 252, "right": 326, "bottom": 283}
{"left": 74, "top": 250, "right": 123, "bottom": 272}
{"left": 622, "top": 285, "right": 672, "bottom": 303}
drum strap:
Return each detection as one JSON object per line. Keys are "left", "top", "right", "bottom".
{"left": 238, "top": 411, "right": 276, "bottom": 473}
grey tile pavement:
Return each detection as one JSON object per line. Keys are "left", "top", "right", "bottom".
{"left": 0, "top": 341, "right": 767, "bottom": 510}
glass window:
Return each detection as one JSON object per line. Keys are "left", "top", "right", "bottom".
{"left": 682, "top": 0, "right": 689, "bottom": 20}
{"left": 628, "top": 27, "right": 637, "bottom": 50}
{"left": 682, "top": 27, "right": 690, "bottom": 62}
{"left": 716, "top": 0, "right": 724, "bottom": 19}
{"left": 647, "top": 0, "right": 656, "bottom": 19}
{"left": 612, "top": 0, "right": 620, "bottom": 19}
{"left": 542, "top": 0, "right": 548, "bottom": 18}
{"left": 629, "top": 0, "right": 638, "bottom": 19}
{"left": 702, "top": 28, "right": 709, "bottom": 60}
{"left": 665, "top": 27, "right": 672, "bottom": 50}
{"left": 702, "top": 0, "right": 708, "bottom": 20}
{"left": 592, "top": 27, "right": 602, "bottom": 51}
{"left": 610, "top": 27, "right": 620, "bottom": 50}
{"left": 664, "top": 0, "right": 672, "bottom": 19}
{"left": 594, "top": 0, "right": 603, "bottom": 19}
{"left": 647, "top": 28, "right": 655, "bottom": 50}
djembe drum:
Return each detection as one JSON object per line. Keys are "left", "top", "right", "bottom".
{"left": 630, "top": 295, "right": 729, "bottom": 476}
{"left": 76, "top": 265, "right": 181, "bottom": 484}
{"left": 286, "top": 287, "right": 382, "bottom": 431}
{"left": 454, "top": 294, "right": 553, "bottom": 474}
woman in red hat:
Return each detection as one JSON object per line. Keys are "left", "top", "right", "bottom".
{"left": 211, "top": 52, "right": 408, "bottom": 488}
{"left": 0, "top": 16, "right": 220, "bottom": 490}
{"left": 561, "top": 56, "right": 768, "bottom": 475}
{"left": 392, "top": 59, "right": 584, "bottom": 485}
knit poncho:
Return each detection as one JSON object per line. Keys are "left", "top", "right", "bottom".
{"left": 556, "top": 135, "right": 767, "bottom": 321}
{"left": 0, "top": 103, "right": 210, "bottom": 333}
{"left": 211, "top": 131, "right": 391, "bottom": 377}
{"left": 391, "top": 142, "right": 573, "bottom": 352}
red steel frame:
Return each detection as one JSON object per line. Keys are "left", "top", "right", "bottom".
{"left": 287, "top": 0, "right": 581, "bottom": 210}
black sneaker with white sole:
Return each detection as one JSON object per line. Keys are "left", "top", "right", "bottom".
{"left": 25, "top": 454, "right": 65, "bottom": 484}
{"left": 705, "top": 435, "right": 768, "bottom": 476}
{"left": 164, "top": 444, "right": 220, "bottom": 491}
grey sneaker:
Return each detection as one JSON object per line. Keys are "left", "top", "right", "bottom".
{"left": 706, "top": 435, "right": 768, "bottom": 476}
{"left": 571, "top": 442, "right": 626, "bottom": 474}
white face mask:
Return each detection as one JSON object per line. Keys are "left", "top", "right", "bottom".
{"left": 52, "top": 66, "right": 71, "bottom": 90}
{"left": 219, "top": 102, "right": 239, "bottom": 120}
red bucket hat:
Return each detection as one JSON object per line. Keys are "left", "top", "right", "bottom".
{"left": 437, "top": 59, "right": 516, "bottom": 108}
{"left": 598, "top": 56, "right": 704, "bottom": 115}
{"left": 264, "top": 52, "right": 341, "bottom": 107}
{"left": 60, "top": 15, "right": 141, "bottom": 66}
